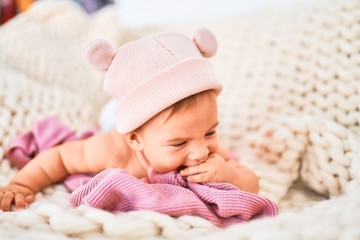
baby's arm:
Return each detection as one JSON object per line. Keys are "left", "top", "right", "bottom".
{"left": 0, "top": 132, "right": 114, "bottom": 211}
{"left": 180, "top": 143, "right": 259, "bottom": 194}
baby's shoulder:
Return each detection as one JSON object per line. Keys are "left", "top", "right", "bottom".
{"left": 84, "top": 129, "right": 129, "bottom": 161}
{"left": 83, "top": 129, "right": 121, "bottom": 150}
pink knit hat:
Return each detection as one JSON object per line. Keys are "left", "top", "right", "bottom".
{"left": 84, "top": 28, "right": 223, "bottom": 133}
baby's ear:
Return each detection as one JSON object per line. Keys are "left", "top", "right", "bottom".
{"left": 125, "top": 132, "right": 144, "bottom": 152}
{"left": 83, "top": 39, "right": 116, "bottom": 72}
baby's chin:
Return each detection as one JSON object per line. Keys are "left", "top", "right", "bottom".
{"left": 151, "top": 166, "right": 182, "bottom": 174}
{"left": 153, "top": 166, "right": 186, "bottom": 174}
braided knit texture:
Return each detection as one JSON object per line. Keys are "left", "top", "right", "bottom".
{"left": 0, "top": 0, "right": 359, "bottom": 239}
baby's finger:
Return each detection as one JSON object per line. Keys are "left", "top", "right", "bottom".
{"left": 15, "top": 193, "right": 26, "bottom": 210}
{"left": 25, "top": 194, "right": 35, "bottom": 205}
{"left": 0, "top": 192, "right": 3, "bottom": 209}
{"left": 1, "top": 191, "right": 14, "bottom": 211}
{"left": 187, "top": 172, "right": 210, "bottom": 183}
{"left": 180, "top": 164, "right": 206, "bottom": 177}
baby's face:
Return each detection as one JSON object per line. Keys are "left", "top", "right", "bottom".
{"left": 139, "top": 94, "right": 219, "bottom": 173}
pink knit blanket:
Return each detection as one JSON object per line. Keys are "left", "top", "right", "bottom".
{"left": 69, "top": 168, "right": 278, "bottom": 227}
{"left": 6, "top": 117, "right": 278, "bottom": 227}
{"left": 6, "top": 117, "right": 96, "bottom": 169}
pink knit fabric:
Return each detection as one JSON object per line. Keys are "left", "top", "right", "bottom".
{"left": 84, "top": 28, "right": 223, "bottom": 133}
{"left": 69, "top": 168, "right": 278, "bottom": 227}
{"left": 5, "top": 117, "right": 97, "bottom": 169}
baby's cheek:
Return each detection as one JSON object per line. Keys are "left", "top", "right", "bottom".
{"left": 152, "top": 158, "right": 184, "bottom": 173}
{"left": 209, "top": 140, "right": 220, "bottom": 153}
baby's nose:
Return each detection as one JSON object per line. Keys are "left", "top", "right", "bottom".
{"left": 187, "top": 146, "right": 209, "bottom": 165}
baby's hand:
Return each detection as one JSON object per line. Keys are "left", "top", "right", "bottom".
{"left": 0, "top": 184, "right": 35, "bottom": 211}
{"left": 180, "top": 153, "right": 235, "bottom": 184}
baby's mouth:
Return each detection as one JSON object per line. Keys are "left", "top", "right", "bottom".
{"left": 176, "top": 166, "right": 186, "bottom": 173}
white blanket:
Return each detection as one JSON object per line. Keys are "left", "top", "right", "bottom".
{"left": 0, "top": 0, "right": 359, "bottom": 239}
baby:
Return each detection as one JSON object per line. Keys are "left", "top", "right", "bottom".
{"left": 0, "top": 28, "right": 259, "bottom": 211}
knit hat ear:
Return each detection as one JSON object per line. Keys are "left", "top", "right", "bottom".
{"left": 83, "top": 39, "right": 116, "bottom": 72}
{"left": 193, "top": 28, "right": 218, "bottom": 58}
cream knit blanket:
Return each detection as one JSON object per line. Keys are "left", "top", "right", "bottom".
{"left": 0, "top": 0, "right": 359, "bottom": 239}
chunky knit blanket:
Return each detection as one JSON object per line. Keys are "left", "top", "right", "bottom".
{"left": 0, "top": 0, "right": 359, "bottom": 239}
